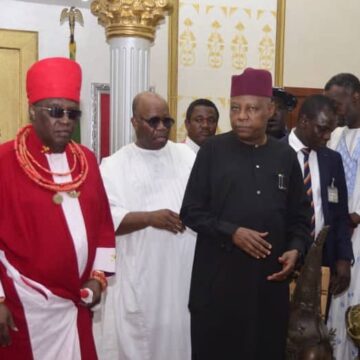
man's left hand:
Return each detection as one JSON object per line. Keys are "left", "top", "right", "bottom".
{"left": 350, "top": 212, "right": 360, "bottom": 228}
{"left": 330, "top": 259, "right": 351, "bottom": 295}
{"left": 267, "top": 249, "right": 299, "bottom": 281}
{"left": 80, "top": 279, "right": 102, "bottom": 308}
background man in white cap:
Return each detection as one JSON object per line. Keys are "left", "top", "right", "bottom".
{"left": 181, "top": 68, "right": 311, "bottom": 360}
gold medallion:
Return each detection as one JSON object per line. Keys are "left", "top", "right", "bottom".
{"left": 68, "top": 190, "right": 80, "bottom": 198}
{"left": 53, "top": 193, "right": 63, "bottom": 205}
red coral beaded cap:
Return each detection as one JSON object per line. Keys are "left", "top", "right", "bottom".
{"left": 26, "top": 57, "right": 82, "bottom": 104}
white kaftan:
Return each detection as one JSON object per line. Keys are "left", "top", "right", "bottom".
{"left": 327, "top": 126, "right": 360, "bottom": 359}
{"left": 95, "top": 141, "right": 196, "bottom": 360}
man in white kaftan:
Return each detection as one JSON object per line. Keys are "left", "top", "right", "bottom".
{"left": 96, "top": 92, "right": 196, "bottom": 360}
{"left": 325, "top": 73, "right": 360, "bottom": 359}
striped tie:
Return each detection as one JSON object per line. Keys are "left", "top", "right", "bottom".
{"left": 302, "top": 148, "right": 315, "bottom": 238}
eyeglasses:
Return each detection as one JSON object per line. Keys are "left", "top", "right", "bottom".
{"left": 35, "top": 106, "right": 82, "bottom": 121}
{"left": 139, "top": 116, "right": 175, "bottom": 129}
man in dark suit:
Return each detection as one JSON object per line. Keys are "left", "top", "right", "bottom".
{"left": 286, "top": 94, "right": 353, "bottom": 296}
{"left": 181, "top": 68, "right": 310, "bottom": 360}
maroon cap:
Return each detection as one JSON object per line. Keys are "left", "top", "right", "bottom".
{"left": 231, "top": 68, "right": 272, "bottom": 98}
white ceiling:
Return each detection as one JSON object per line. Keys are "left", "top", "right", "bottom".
{"left": 15, "top": 0, "right": 91, "bottom": 9}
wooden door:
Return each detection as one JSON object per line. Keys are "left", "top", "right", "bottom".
{"left": 0, "top": 29, "right": 38, "bottom": 142}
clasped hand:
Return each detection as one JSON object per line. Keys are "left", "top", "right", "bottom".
{"left": 79, "top": 278, "right": 102, "bottom": 308}
{"left": 148, "top": 209, "right": 185, "bottom": 234}
{"left": 232, "top": 227, "right": 299, "bottom": 282}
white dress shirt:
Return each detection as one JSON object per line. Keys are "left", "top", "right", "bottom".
{"left": 289, "top": 129, "right": 324, "bottom": 237}
{"left": 184, "top": 136, "right": 200, "bottom": 154}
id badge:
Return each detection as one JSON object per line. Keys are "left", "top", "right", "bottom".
{"left": 328, "top": 178, "right": 339, "bottom": 203}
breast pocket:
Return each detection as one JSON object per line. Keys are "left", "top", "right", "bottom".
{"left": 272, "top": 171, "right": 289, "bottom": 205}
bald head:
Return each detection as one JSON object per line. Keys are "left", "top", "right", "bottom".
{"left": 132, "top": 92, "right": 169, "bottom": 117}
{"left": 131, "top": 91, "right": 173, "bottom": 150}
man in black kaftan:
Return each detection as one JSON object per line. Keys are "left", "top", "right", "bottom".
{"left": 180, "top": 68, "right": 311, "bottom": 360}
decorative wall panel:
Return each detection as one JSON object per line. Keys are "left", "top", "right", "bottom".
{"left": 168, "top": 0, "right": 285, "bottom": 139}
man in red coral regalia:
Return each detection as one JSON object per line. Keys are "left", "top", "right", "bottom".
{"left": 0, "top": 57, "right": 115, "bottom": 359}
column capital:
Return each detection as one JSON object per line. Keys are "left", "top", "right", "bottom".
{"left": 91, "top": 0, "right": 172, "bottom": 42}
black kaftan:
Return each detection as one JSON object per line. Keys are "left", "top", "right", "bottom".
{"left": 180, "top": 131, "right": 311, "bottom": 360}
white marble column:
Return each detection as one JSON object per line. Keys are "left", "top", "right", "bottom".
{"left": 109, "top": 37, "right": 150, "bottom": 153}
{"left": 91, "top": 0, "right": 172, "bottom": 153}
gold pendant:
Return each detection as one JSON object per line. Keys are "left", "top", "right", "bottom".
{"left": 53, "top": 193, "right": 63, "bottom": 205}
{"left": 68, "top": 190, "right": 80, "bottom": 198}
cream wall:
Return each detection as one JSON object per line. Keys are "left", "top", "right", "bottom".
{"left": 284, "top": 0, "right": 360, "bottom": 88}
{"left": 0, "top": 0, "right": 168, "bottom": 149}
{"left": 157, "top": 0, "right": 360, "bottom": 98}
{"left": 3, "top": 0, "right": 360, "bottom": 145}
